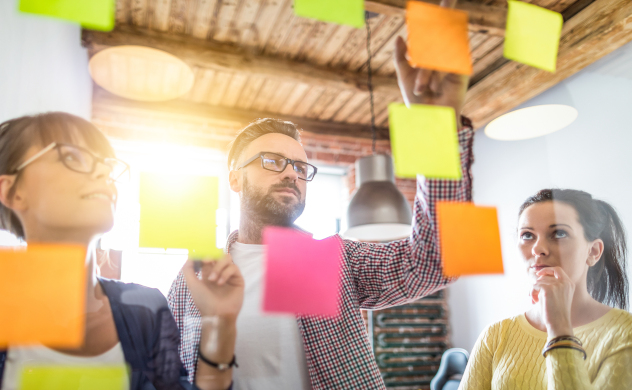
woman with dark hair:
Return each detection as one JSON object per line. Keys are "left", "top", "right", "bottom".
{"left": 460, "top": 189, "right": 632, "bottom": 389}
{"left": 0, "top": 112, "right": 243, "bottom": 390}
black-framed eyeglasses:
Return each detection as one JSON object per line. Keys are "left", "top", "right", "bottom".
{"left": 236, "top": 151, "right": 318, "bottom": 182}
{"left": 13, "top": 142, "right": 130, "bottom": 183}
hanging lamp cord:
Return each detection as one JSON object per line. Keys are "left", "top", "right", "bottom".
{"left": 365, "top": 13, "right": 377, "bottom": 153}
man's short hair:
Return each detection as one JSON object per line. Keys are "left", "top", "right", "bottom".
{"left": 227, "top": 118, "right": 302, "bottom": 170}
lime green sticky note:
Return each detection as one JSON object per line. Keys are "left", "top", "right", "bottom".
{"left": 504, "top": 1, "right": 563, "bottom": 73}
{"left": 139, "top": 172, "right": 223, "bottom": 260}
{"left": 20, "top": 365, "right": 128, "bottom": 390}
{"left": 388, "top": 103, "right": 461, "bottom": 179}
{"left": 19, "top": 0, "right": 115, "bottom": 31}
{"left": 294, "top": 0, "right": 364, "bottom": 28}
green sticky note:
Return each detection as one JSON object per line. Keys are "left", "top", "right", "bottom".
{"left": 20, "top": 365, "right": 128, "bottom": 390}
{"left": 294, "top": 0, "right": 364, "bottom": 28}
{"left": 139, "top": 172, "right": 223, "bottom": 260}
{"left": 19, "top": 0, "right": 115, "bottom": 31}
{"left": 504, "top": 0, "right": 563, "bottom": 73}
{"left": 388, "top": 103, "right": 461, "bottom": 179}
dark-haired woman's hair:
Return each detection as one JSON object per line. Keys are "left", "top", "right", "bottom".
{"left": 0, "top": 112, "right": 114, "bottom": 240}
{"left": 519, "top": 189, "right": 629, "bottom": 310}
{"left": 227, "top": 118, "right": 301, "bottom": 170}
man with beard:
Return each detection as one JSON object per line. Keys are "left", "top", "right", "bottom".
{"left": 168, "top": 33, "right": 472, "bottom": 389}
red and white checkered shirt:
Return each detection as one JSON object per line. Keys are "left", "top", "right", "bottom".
{"left": 168, "top": 124, "right": 474, "bottom": 389}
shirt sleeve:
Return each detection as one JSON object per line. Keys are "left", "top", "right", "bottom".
{"left": 459, "top": 324, "right": 495, "bottom": 390}
{"left": 345, "top": 121, "right": 474, "bottom": 310}
{"left": 546, "top": 345, "right": 632, "bottom": 390}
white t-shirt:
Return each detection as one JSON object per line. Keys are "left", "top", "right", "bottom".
{"left": 229, "top": 242, "right": 311, "bottom": 390}
{"left": 2, "top": 343, "right": 128, "bottom": 390}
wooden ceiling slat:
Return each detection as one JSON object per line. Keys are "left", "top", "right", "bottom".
{"left": 357, "top": 92, "right": 395, "bottom": 125}
{"left": 346, "top": 15, "right": 405, "bottom": 72}
{"left": 234, "top": 0, "right": 263, "bottom": 45}
{"left": 468, "top": 32, "right": 489, "bottom": 52}
{"left": 207, "top": 71, "right": 233, "bottom": 105}
{"left": 262, "top": 4, "right": 296, "bottom": 56}
{"left": 328, "top": 15, "right": 386, "bottom": 69}
{"left": 131, "top": 0, "right": 149, "bottom": 28}
{"left": 188, "top": 68, "right": 215, "bottom": 103}
{"left": 236, "top": 75, "right": 265, "bottom": 109}
{"left": 251, "top": 79, "right": 281, "bottom": 112}
{"left": 277, "top": 18, "right": 319, "bottom": 59}
{"left": 317, "top": 90, "right": 354, "bottom": 121}
{"left": 295, "top": 22, "right": 338, "bottom": 62}
{"left": 333, "top": 93, "right": 369, "bottom": 122}
{"left": 190, "top": 0, "right": 218, "bottom": 39}
{"left": 249, "top": 0, "right": 291, "bottom": 51}
{"left": 220, "top": 73, "right": 249, "bottom": 106}
{"left": 279, "top": 83, "right": 310, "bottom": 115}
{"left": 150, "top": 0, "right": 173, "bottom": 31}
{"left": 471, "top": 36, "right": 504, "bottom": 63}
{"left": 310, "top": 25, "right": 355, "bottom": 66}
{"left": 346, "top": 98, "right": 372, "bottom": 124}
{"left": 471, "top": 44, "right": 505, "bottom": 79}
{"left": 551, "top": 0, "right": 581, "bottom": 12}
{"left": 291, "top": 86, "right": 326, "bottom": 117}
{"left": 168, "top": 0, "right": 195, "bottom": 35}
{"left": 213, "top": 0, "right": 241, "bottom": 43}
{"left": 265, "top": 81, "right": 297, "bottom": 113}
{"left": 305, "top": 87, "right": 342, "bottom": 119}
{"left": 364, "top": 24, "right": 406, "bottom": 75}
{"left": 116, "top": 0, "right": 131, "bottom": 24}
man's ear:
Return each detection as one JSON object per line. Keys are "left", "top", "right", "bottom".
{"left": 0, "top": 175, "right": 24, "bottom": 211}
{"left": 587, "top": 239, "right": 605, "bottom": 267}
{"left": 229, "top": 170, "right": 242, "bottom": 193}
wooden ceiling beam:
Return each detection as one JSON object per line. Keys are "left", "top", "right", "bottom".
{"left": 463, "top": 0, "right": 632, "bottom": 128}
{"left": 82, "top": 26, "right": 401, "bottom": 97}
{"left": 91, "top": 87, "right": 391, "bottom": 141}
{"left": 365, "top": 0, "right": 507, "bottom": 36}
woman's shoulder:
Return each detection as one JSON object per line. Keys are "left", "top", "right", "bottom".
{"left": 99, "top": 277, "right": 169, "bottom": 313}
{"left": 474, "top": 314, "right": 528, "bottom": 347}
{"left": 594, "top": 308, "right": 632, "bottom": 342}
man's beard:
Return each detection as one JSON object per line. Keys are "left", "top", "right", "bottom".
{"left": 241, "top": 175, "right": 306, "bottom": 227}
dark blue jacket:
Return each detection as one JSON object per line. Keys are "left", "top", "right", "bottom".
{"left": 0, "top": 277, "right": 199, "bottom": 389}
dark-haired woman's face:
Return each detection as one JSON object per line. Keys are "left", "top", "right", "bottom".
{"left": 518, "top": 201, "right": 603, "bottom": 286}
{"left": 9, "top": 140, "right": 117, "bottom": 241}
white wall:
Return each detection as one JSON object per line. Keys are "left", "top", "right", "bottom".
{"left": 449, "top": 40, "right": 632, "bottom": 352}
{"left": 0, "top": 0, "right": 92, "bottom": 122}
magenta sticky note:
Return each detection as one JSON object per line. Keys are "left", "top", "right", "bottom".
{"left": 262, "top": 227, "right": 342, "bottom": 317}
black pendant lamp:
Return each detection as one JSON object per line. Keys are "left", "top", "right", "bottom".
{"left": 343, "top": 13, "right": 412, "bottom": 242}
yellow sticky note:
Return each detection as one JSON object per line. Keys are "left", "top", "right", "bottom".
{"left": 0, "top": 245, "right": 86, "bottom": 348}
{"left": 20, "top": 365, "right": 128, "bottom": 390}
{"left": 504, "top": 1, "right": 563, "bottom": 73}
{"left": 436, "top": 202, "right": 504, "bottom": 277}
{"left": 294, "top": 0, "right": 365, "bottom": 28}
{"left": 19, "top": 0, "right": 115, "bottom": 31}
{"left": 139, "top": 172, "right": 223, "bottom": 260}
{"left": 388, "top": 103, "right": 461, "bottom": 179}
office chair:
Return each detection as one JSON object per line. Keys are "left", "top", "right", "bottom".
{"left": 430, "top": 348, "right": 469, "bottom": 390}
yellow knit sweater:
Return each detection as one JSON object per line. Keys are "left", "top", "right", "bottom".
{"left": 459, "top": 308, "right": 632, "bottom": 390}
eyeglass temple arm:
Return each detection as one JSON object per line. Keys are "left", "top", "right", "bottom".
{"left": 14, "top": 142, "right": 57, "bottom": 172}
{"left": 236, "top": 153, "right": 263, "bottom": 170}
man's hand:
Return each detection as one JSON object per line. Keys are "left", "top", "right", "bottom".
{"left": 182, "top": 255, "right": 244, "bottom": 320}
{"left": 393, "top": 0, "right": 469, "bottom": 127}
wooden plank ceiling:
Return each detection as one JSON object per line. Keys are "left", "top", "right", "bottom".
{"left": 83, "top": 0, "right": 632, "bottom": 138}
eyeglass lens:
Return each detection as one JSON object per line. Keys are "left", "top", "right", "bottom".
{"left": 261, "top": 153, "right": 315, "bottom": 181}
{"left": 58, "top": 145, "right": 129, "bottom": 182}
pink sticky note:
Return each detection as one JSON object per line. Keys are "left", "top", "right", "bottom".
{"left": 263, "top": 227, "right": 342, "bottom": 317}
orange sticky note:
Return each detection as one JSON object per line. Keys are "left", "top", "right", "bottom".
{"left": 0, "top": 245, "right": 86, "bottom": 348}
{"left": 406, "top": 1, "right": 472, "bottom": 75}
{"left": 436, "top": 202, "right": 503, "bottom": 276}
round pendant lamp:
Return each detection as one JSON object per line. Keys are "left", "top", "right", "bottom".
{"left": 343, "top": 12, "right": 412, "bottom": 242}
{"left": 485, "top": 84, "right": 578, "bottom": 141}
{"left": 344, "top": 154, "right": 413, "bottom": 241}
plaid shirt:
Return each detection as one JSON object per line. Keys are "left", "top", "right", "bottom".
{"left": 168, "top": 123, "right": 474, "bottom": 389}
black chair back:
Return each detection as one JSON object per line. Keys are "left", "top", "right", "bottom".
{"left": 430, "top": 348, "right": 469, "bottom": 390}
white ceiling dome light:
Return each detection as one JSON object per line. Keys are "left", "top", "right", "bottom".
{"left": 485, "top": 85, "right": 578, "bottom": 141}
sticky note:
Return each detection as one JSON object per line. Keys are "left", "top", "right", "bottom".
{"left": 294, "top": 0, "right": 364, "bottom": 28}
{"left": 139, "top": 172, "right": 223, "bottom": 260}
{"left": 504, "top": 1, "right": 563, "bottom": 73}
{"left": 20, "top": 365, "right": 128, "bottom": 390}
{"left": 436, "top": 202, "right": 504, "bottom": 277}
{"left": 262, "top": 227, "right": 342, "bottom": 317}
{"left": 388, "top": 103, "right": 461, "bottom": 179}
{"left": 406, "top": 1, "right": 472, "bottom": 75}
{"left": 0, "top": 245, "right": 86, "bottom": 348}
{"left": 19, "top": 0, "right": 116, "bottom": 31}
